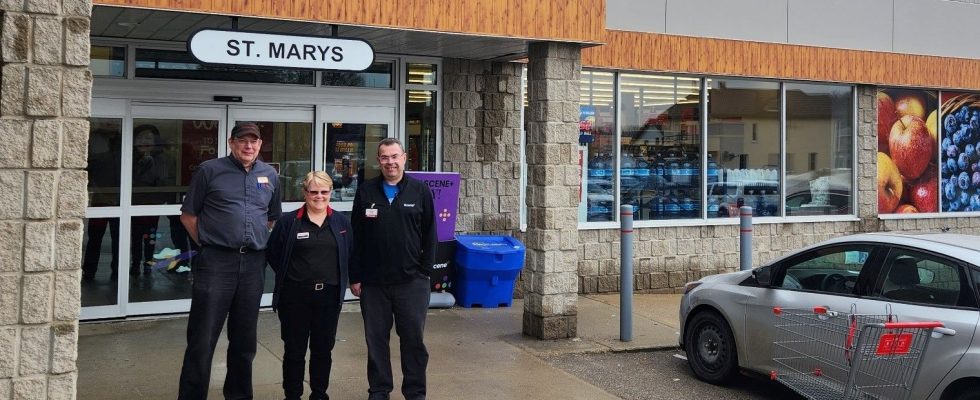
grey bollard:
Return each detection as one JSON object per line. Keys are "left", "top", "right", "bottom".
{"left": 740, "top": 206, "right": 753, "bottom": 271}
{"left": 620, "top": 205, "right": 634, "bottom": 342}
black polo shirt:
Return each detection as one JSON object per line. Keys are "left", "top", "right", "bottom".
{"left": 181, "top": 156, "right": 281, "bottom": 250}
{"left": 285, "top": 212, "right": 339, "bottom": 285}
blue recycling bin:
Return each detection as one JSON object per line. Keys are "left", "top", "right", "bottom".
{"left": 454, "top": 235, "right": 525, "bottom": 308}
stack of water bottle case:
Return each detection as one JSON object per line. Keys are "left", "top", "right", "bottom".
{"left": 586, "top": 151, "right": 779, "bottom": 220}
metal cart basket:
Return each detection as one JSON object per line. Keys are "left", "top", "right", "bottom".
{"left": 770, "top": 306, "right": 944, "bottom": 400}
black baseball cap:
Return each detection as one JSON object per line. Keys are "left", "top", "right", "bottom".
{"left": 231, "top": 122, "right": 261, "bottom": 139}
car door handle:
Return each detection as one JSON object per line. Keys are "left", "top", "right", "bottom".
{"left": 932, "top": 327, "right": 956, "bottom": 337}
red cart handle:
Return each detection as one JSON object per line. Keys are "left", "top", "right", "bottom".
{"left": 881, "top": 321, "right": 944, "bottom": 329}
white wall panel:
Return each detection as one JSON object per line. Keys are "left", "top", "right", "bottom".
{"left": 604, "top": 0, "right": 980, "bottom": 60}
{"left": 664, "top": 0, "right": 788, "bottom": 42}
{"left": 787, "top": 0, "right": 892, "bottom": 52}
{"left": 607, "top": 0, "right": 666, "bottom": 33}
{"left": 894, "top": 0, "right": 980, "bottom": 59}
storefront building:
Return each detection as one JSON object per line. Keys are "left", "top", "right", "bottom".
{"left": 4, "top": 0, "right": 980, "bottom": 394}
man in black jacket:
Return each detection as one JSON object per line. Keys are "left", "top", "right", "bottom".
{"left": 350, "top": 137, "right": 436, "bottom": 400}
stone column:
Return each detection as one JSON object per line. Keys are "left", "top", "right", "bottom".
{"left": 1, "top": 0, "right": 92, "bottom": 398}
{"left": 522, "top": 42, "right": 581, "bottom": 339}
{"left": 442, "top": 59, "right": 523, "bottom": 234}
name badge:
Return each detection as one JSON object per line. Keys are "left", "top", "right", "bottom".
{"left": 365, "top": 209, "right": 378, "bottom": 218}
{"left": 257, "top": 176, "right": 270, "bottom": 184}
{"left": 296, "top": 232, "right": 310, "bottom": 239}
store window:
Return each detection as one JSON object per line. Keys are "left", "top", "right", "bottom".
{"left": 406, "top": 63, "right": 437, "bottom": 85}
{"left": 131, "top": 119, "right": 219, "bottom": 205}
{"left": 322, "top": 61, "right": 394, "bottom": 88}
{"left": 324, "top": 122, "right": 389, "bottom": 202}
{"left": 91, "top": 45, "right": 125, "bottom": 77}
{"left": 785, "top": 83, "right": 854, "bottom": 216}
{"left": 619, "top": 74, "right": 701, "bottom": 220}
{"left": 406, "top": 90, "right": 437, "bottom": 171}
{"left": 135, "top": 48, "right": 315, "bottom": 85}
{"left": 250, "top": 121, "right": 314, "bottom": 202}
{"left": 580, "top": 70, "right": 617, "bottom": 222}
{"left": 88, "top": 118, "right": 122, "bottom": 207}
{"left": 707, "top": 79, "right": 781, "bottom": 218}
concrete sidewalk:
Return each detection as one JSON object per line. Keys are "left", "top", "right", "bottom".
{"left": 77, "top": 294, "right": 682, "bottom": 399}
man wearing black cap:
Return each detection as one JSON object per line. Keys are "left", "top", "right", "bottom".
{"left": 177, "top": 122, "right": 282, "bottom": 400}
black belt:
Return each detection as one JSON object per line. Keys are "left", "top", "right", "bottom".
{"left": 283, "top": 280, "right": 333, "bottom": 291}
{"left": 204, "top": 245, "right": 261, "bottom": 254}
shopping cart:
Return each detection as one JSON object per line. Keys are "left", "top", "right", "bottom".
{"left": 770, "top": 306, "right": 944, "bottom": 400}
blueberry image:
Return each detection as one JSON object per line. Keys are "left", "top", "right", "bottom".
{"left": 947, "top": 158, "right": 958, "bottom": 174}
{"left": 954, "top": 131, "right": 965, "bottom": 147}
{"left": 942, "top": 137, "right": 952, "bottom": 150}
{"left": 947, "top": 144, "right": 960, "bottom": 159}
{"left": 966, "top": 126, "right": 977, "bottom": 143}
{"left": 974, "top": 171, "right": 980, "bottom": 187}
{"left": 971, "top": 194, "right": 980, "bottom": 210}
{"left": 945, "top": 180, "right": 958, "bottom": 200}
{"left": 960, "top": 190, "right": 971, "bottom": 206}
{"left": 959, "top": 152, "right": 971, "bottom": 172}
{"left": 950, "top": 200, "right": 962, "bottom": 212}
{"left": 972, "top": 115, "right": 980, "bottom": 131}
{"left": 966, "top": 144, "right": 977, "bottom": 161}
{"left": 945, "top": 114, "right": 959, "bottom": 133}
{"left": 959, "top": 106, "right": 971, "bottom": 122}
{"left": 973, "top": 162, "right": 980, "bottom": 173}
{"left": 942, "top": 161, "right": 951, "bottom": 177}
{"left": 959, "top": 171, "right": 971, "bottom": 190}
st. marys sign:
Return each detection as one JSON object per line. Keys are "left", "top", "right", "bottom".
{"left": 188, "top": 29, "right": 375, "bottom": 71}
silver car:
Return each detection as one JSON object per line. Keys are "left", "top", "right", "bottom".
{"left": 679, "top": 232, "right": 980, "bottom": 400}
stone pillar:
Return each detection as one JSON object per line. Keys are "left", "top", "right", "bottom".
{"left": 1, "top": 0, "right": 92, "bottom": 398}
{"left": 857, "top": 85, "right": 882, "bottom": 232}
{"left": 522, "top": 42, "right": 581, "bottom": 339}
{"left": 442, "top": 59, "right": 523, "bottom": 234}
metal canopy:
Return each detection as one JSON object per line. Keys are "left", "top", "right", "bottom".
{"left": 92, "top": 5, "right": 532, "bottom": 61}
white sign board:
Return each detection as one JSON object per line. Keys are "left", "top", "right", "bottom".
{"left": 187, "top": 29, "right": 375, "bottom": 71}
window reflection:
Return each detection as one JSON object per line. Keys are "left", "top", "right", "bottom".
{"left": 81, "top": 217, "right": 119, "bottom": 307}
{"left": 128, "top": 215, "right": 197, "bottom": 303}
{"left": 88, "top": 118, "right": 122, "bottom": 207}
{"left": 131, "top": 119, "right": 219, "bottom": 205}
{"left": 324, "top": 123, "right": 389, "bottom": 202}
{"left": 785, "top": 83, "right": 854, "bottom": 216}
{"left": 90, "top": 45, "right": 125, "bottom": 77}
{"left": 620, "top": 74, "right": 702, "bottom": 220}
{"left": 580, "top": 71, "right": 617, "bottom": 222}
{"left": 238, "top": 120, "right": 313, "bottom": 202}
{"left": 406, "top": 90, "right": 437, "bottom": 171}
{"left": 707, "top": 79, "right": 781, "bottom": 218}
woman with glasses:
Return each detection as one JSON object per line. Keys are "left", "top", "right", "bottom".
{"left": 267, "top": 171, "right": 352, "bottom": 400}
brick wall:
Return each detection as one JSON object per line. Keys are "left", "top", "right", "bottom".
{"left": 0, "top": 0, "right": 91, "bottom": 397}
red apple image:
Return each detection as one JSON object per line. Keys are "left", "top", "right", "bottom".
{"left": 877, "top": 92, "right": 897, "bottom": 153}
{"left": 910, "top": 175, "right": 938, "bottom": 213}
{"left": 895, "top": 204, "right": 918, "bottom": 213}
{"left": 895, "top": 94, "right": 926, "bottom": 119}
{"left": 878, "top": 152, "right": 903, "bottom": 213}
{"left": 888, "top": 115, "right": 934, "bottom": 181}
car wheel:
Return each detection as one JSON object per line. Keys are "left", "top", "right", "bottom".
{"left": 945, "top": 386, "right": 980, "bottom": 400}
{"left": 685, "top": 310, "right": 739, "bottom": 384}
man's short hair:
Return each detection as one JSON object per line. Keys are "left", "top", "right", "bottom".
{"left": 378, "top": 137, "right": 404, "bottom": 152}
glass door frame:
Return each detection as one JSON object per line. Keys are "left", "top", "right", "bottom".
{"left": 316, "top": 105, "right": 397, "bottom": 212}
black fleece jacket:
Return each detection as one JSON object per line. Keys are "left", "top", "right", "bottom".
{"left": 350, "top": 174, "right": 436, "bottom": 285}
{"left": 267, "top": 206, "right": 352, "bottom": 309}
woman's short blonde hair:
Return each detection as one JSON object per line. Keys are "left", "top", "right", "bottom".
{"left": 302, "top": 171, "right": 333, "bottom": 191}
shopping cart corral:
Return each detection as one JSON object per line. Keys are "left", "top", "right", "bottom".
{"left": 770, "top": 305, "right": 953, "bottom": 400}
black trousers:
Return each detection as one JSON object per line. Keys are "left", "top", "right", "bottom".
{"left": 360, "top": 276, "right": 431, "bottom": 400}
{"left": 177, "top": 247, "right": 265, "bottom": 400}
{"left": 82, "top": 218, "right": 119, "bottom": 279}
{"left": 277, "top": 282, "right": 342, "bottom": 400}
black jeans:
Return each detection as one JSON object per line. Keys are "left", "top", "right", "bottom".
{"left": 360, "top": 275, "right": 431, "bottom": 400}
{"left": 82, "top": 218, "right": 119, "bottom": 279}
{"left": 177, "top": 247, "right": 265, "bottom": 400}
{"left": 277, "top": 282, "right": 343, "bottom": 400}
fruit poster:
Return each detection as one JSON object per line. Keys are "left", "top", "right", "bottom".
{"left": 940, "top": 92, "right": 980, "bottom": 212}
{"left": 876, "top": 89, "right": 939, "bottom": 214}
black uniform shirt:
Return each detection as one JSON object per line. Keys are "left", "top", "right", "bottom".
{"left": 286, "top": 211, "right": 339, "bottom": 285}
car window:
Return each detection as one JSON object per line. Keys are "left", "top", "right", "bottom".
{"left": 875, "top": 249, "right": 975, "bottom": 308}
{"left": 777, "top": 244, "right": 874, "bottom": 295}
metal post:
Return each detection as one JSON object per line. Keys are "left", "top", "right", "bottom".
{"left": 740, "top": 206, "right": 753, "bottom": 271}
{"left": 620, "top": 205, "right": 634, "bottom": 342}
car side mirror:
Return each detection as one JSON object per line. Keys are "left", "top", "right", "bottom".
{"left": 753, "top": 266, "right": 772, "bottom": 287}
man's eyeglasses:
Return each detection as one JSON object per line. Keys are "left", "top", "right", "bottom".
{"left": 233, "top": 138, "right": 260, "bottom": 146}
{"left": 378, "top": 153, "right": 403, "bottom": 162}
{"left": 306, "top": 190, "right": 331, "bottom": 195}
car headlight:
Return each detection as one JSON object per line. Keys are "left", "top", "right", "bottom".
{"left": 683, "top": 281, "right": 702, "bottom": 294}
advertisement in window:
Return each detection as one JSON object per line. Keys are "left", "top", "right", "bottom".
{"left": 876, "top": 89, "right": 939, "bottom": 214}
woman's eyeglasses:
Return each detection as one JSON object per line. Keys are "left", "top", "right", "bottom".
{"left": 306, "top": 190, "right": 331, "bottom": 195}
